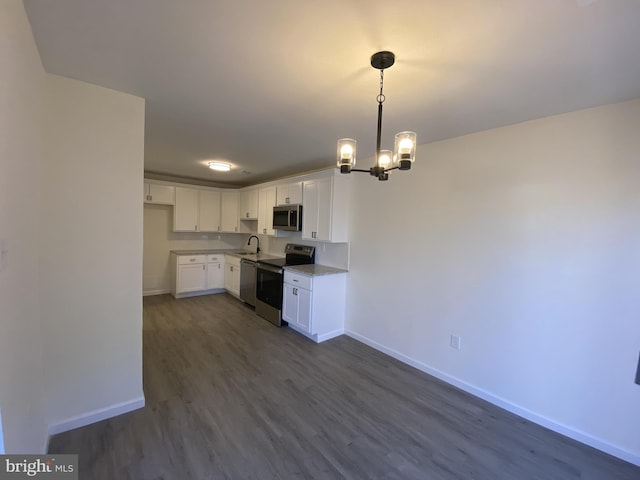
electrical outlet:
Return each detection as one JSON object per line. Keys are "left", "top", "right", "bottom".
{"left": 450, "top": 334, "right": 461, "bottom": 350}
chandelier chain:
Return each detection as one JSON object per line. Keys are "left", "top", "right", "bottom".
{"left": 377, "top": 70, "right": 385, "bottom": 105}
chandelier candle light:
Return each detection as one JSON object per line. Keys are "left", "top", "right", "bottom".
{"left": 337, "top": 51, "right": 416, "bottom": 181}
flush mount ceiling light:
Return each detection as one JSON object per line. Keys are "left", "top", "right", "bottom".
{"left": 337, "top": 51, "right": 416, "bottom": 181}
{"left": 208, "top": 161, "right": 231, "bottom": 172}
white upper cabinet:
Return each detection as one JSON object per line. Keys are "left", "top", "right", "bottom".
{"left": 302, "top": 175, "right": 349, "bottom": 242}
{"left": 257, "top": 186, "right": 277, "bottom": 236}
{"left": 199, "top": 190, "right": 222, "bottom": 232}
{"left": 144, "top": 182, "right": 175, "bottom": 205}
{"left": 276, "top": 181, "right": 303, "bottom": 205}
{"left": 239, "top": 189, "right": 259, "bottom": 220}
{"left": 174, "top": 187, "right": 200, "bottom": 231}
{"left": 156, "top": 170, "right": 350, "bottom": 240}
{"left": 173, "top": 187, "right": 221, "bottom": 232}
{"left": 220, "top": 190, "right": 240, "bottom": 232}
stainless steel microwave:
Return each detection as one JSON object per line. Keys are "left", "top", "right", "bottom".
{"left": 273, "top": 204, "right": 302, "bottom": 231}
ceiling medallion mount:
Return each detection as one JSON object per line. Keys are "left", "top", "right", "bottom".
{"left": 337, "top": 51, "right": 416, "bottom": 181}
{"left": 370, "top": 51, "right": 395, "bottom": 70}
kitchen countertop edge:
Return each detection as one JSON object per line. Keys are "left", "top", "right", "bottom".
{"left": 170, "top": 249, "right": 282, "bottom": 262}
{"left": 284, "top": 264, "right": 348, "bottom": 276}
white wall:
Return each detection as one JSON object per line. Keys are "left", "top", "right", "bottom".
{"left": 0, "top": 0, "right": 48, "bottom": 453}
{"left": 41, "top": 74, "right": 145, "bottom": 432}
{"left": 346, "top": 99, "right": 640, "bottom": 465}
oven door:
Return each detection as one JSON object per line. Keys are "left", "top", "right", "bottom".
{"left": 256, "top": 263, "right": 283, "bottom": 309}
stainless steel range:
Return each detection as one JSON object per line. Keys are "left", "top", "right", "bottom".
{"left": 255, "top": 244, "right": 315, "bottom": 326}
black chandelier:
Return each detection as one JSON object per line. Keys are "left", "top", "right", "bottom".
{"left": 337, "top": 51, "right": 416, "bottom": 181}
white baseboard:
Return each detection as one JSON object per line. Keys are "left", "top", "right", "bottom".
{"left": 345, "top": 329, "right": 640, "bottom": 467}
{"left": 143, "top": 288, "right": 170, "bottom": 296}
{"left": 48, "top": 396, "right": 145, "bottom": 436}
{"left": 316, "top": 328, "right": 344, "bottom": 343}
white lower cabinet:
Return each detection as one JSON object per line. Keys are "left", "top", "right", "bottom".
{"left": 171, "top": 253, "right": 226, "bottom": 298}
{"left": 224, "top": 255, "right": 241, "bottom": 297}
{"left": 283, "top": 282, "right": 312, "bottom": 332}
{"left": 206, "top": 254, "right": 225, "bottom": 289}
{"left": 282, "top": 270, "right": 346, "bottom": 343}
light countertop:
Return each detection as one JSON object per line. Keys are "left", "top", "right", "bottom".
{"left": 284, "top": 264, "right": 348, "bottom": 276}
{"left": 170, "top": 249, "right": 282, "bottom": 262}
{"left": 170, "top": 250, "right": 346, "bottom": 275}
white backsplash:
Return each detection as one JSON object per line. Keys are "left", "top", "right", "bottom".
{"left": 261, "top": 233, "right": 349, "bottom": 270}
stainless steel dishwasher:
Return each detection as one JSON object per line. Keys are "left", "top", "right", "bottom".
{"left": 239, "top": 258, "right": 257, "bottom": 307}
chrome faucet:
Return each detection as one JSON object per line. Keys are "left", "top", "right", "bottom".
{"left": 247, "top": 235, "right": 261, "bottom": 254}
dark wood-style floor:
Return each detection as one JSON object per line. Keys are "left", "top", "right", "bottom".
{"left": 49, "top": 294, "right": 639, "bottom": 479}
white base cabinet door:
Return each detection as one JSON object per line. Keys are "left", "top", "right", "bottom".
{"left": 207, "top": 254, "right": 225, "bottom": 289}
{"left": 283, "top": 283, "right": 311, "bottom": 332}
{"left": 282, "top": 270, "right": 346, "bottom": 343}
{"left": 224, "top": 255, "right": 241, "bottom": 297}
{"left": 177, "top": 264, "right": 207, "bottom": 293}
{"left": 171, "top": 253, "right": 227, "bottom": 298}
{"left": 174, "top": 255, "right": 207, "bottom": 294}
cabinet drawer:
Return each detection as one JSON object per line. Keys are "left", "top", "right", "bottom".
{"left": 284, "top": 271, "right": 312, "bottom": 290}
{"left": 207, "top": 254, "right": 224, "bottom": 263}
{"left": 178, "top": 255, "right": 206, "bottom": 265}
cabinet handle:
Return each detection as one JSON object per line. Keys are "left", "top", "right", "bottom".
{"left": 263, "top": 228, "right": 266, "bottom": 234}
{"left": 195, "top": 225, "right": 198, "bottom": 231}
{"left": 202, "top": 265, "right": 205, "bottom": 270}
{"left": 190, "top": 258, "right": 196, "bottom": 262}
{"left": 293, "top": 279, "right": 299, "bottom": 282}
{"left": 235, "top": 226, "right": 238, "bottom": 232}
{"left": 246, "top": 212, "right": 249, "bottom": 218}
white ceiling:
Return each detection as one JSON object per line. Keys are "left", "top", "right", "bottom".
{"left": 23, "top": 0, "right": 640, "bottom": 186}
